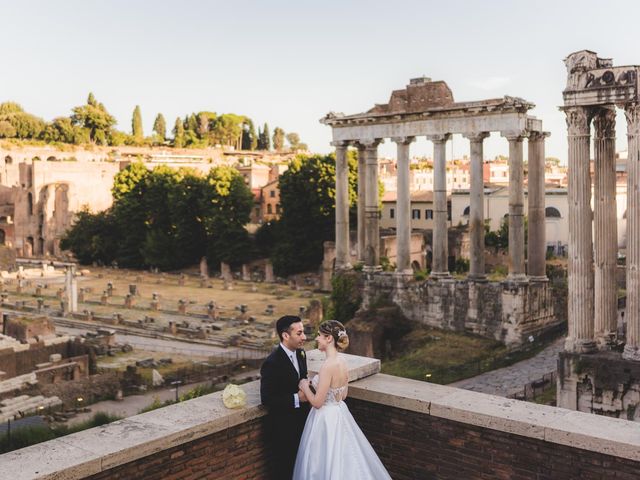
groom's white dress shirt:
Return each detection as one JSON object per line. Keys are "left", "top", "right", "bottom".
{"left": 280, "top": 343, "right": 301, "bottom": 408}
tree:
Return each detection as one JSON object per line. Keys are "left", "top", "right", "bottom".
{"left": 0, "top": 102, "right": 46, "bottom": 140}
{"left": 41, "top": 117, "right": 79, "bottom": 143}
{"left": 286, "top": 132, "right": 300, "bottom": 150}
{"left": 262, "top": 123, "right": 271, "bottom": 150}
{"left": 60, "top": 208, "right": 118, "bottom": 265}
{"left": 241, "top": 119, "right": 257, "bottom": 150}
{"left": 152, "top": 113, "right": 166, "bottom": 142}
{"left": 173, "top": 117, "right": 185, "bottom": 148}
{"left": 272, "top": 127, "right": 285, "bottom": 150}
{"left": 71, "top": 93, "right": 116, "bottom": 145}
{"left": 132, "top": 105, "right": 143, "bottom": 142}
{"left": 271, "top": 152, "right": 359, "bottom": 276}
{"left": 0, "top": 102, "right": 24, "bottom": 115}
{"left": 0, "top": 121, "right": 16, "bottom": 138}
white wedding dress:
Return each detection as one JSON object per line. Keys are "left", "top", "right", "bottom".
{"left": 292, "top": 375, "right": 392, "bottom": 480}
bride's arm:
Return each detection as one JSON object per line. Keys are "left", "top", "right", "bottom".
{"left": 299, "top": 363, "right": 333, "bottom": 409}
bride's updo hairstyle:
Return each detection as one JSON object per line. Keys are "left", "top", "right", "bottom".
{"left": 319, "top": 320, "right": 349, "bottom": 351}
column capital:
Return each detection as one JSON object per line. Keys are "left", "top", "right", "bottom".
{"left": 625, "top": 103, "right": 640, "bottom": 137}
{"left": 593, "top": 108, "right": 616, "bottom": 139}
{"left": 330, "top": 140, "right": 350, "bottom": 148}
{"left": 425, "top": 133, "right": 451, "bottom": 144}
{"left": 391, "top": 136, "right": 415, "bottom": 145}
{"left": 501, "top": 130, "right": 528, "bottom": 142}
{"left": 360, "top": 138, "right": 384, "bottom": 149}
{"left": 562, "top": 106, "right": 593, "bottom": 137}
{"left": 463, "top": 132, "right": 490, "bottom": 142}
{"left": 528, "top": 131, "right": 551, "bottom": 142}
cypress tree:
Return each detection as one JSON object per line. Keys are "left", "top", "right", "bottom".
{"left": 153, "top": 113, "right": 166, "bottom": 140}
{"left": 173, "top": 117, "right": 185, "bottom": 148}
{"left": 263, "top": 123, "right": 271, "bottom": 151}
{"left": 132, "top": 105, "right": 143, "bottom": 142}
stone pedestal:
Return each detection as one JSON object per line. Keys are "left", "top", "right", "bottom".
{"left": 241, "top": 264, "right": 251, "bottom": 282}
{"left": 265, "top": 262, "right": 275, "bottom": 283}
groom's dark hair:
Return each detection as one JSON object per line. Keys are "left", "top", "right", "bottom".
{"left": 276, "top": 315, "right": 302, "bottom": 341}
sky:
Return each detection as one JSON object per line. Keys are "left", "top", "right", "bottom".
{"left": 2, "top": 0, "right": 640, "bottom": 163}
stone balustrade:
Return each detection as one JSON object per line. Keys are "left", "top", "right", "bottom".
{"left": 2, "top": 352, "right": 640, "bottom": 479}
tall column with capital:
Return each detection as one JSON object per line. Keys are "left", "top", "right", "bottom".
{"left": 527, "top": 131, "right": 549, "bottom": 281}
{"left": 333, "top": 141, "right": 351, "bottom": 270}
{"left": 593, "top": 109, "right": 618, "bottom": 348}
{"left": 428, "top": 134, "right": 451, "bottom": 277}
{"left": 504, "top": 132, "right": 527, "bottom": 281}
{"left": 357, "top": 144, "right": 366, "bottom": 262}
{"left": 363, "top": 139, "right": 382, "bottom": 270}
{"left": 564, "top": 106, "right": 596, "bottom": 353}
{"left": 393, "top": 136, "right": 415, "bottom": 274}
{"left": 624, "top": 104, "right": 640, "bottom": 360}
{"left": 465, "top": 132, "right": 489, "bottom": 280}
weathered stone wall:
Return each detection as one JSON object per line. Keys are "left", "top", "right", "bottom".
{"left": 366, "top": 275, "right": 562, "bottom": 348}
{"left": 557, "top": 351, "right": 640, "bottom": 422}
{"left": 0, "top": 338, "right": 89, "bottom": 380}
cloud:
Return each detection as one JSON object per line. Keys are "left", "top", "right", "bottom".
{"left": 468, "top": 76, "right": 512, "bottom": 90}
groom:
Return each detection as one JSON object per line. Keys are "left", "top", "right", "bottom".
{"left": 260, "top": 315, "right": 310, "bottom": 479}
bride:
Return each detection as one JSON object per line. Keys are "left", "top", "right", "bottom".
{"left": 293, "top": 320, "right": 392, "bottom": 480}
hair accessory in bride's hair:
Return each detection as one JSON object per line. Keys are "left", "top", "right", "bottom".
{"left": 337, "top": 330, "right": 347, "bottom": 338}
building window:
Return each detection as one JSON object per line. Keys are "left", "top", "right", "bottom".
{"left": 269, "top": 190, "right": 275, "bottom": 198}
{"left": 276, "top": 204, "right": 281, "bottom": 214}
{"left": 267, "top": 204, "right": 273, "bottom": 214}
{"left": 27, "top": 192, "right": 33, "bottom": 216}
{"left": 390, "top": 208, "right": 395, "bottom": 219}
{"left": 412, "top": 209, "right": 420, "bottom": 220}
{"left": 545, "top": 206, "right": 561, "bottom": 218}
{"left": 425, "top": 209, "right": 433, "bottom": 219}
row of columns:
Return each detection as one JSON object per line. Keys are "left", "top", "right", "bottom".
{"left": 333, "top": 131, "right": 549, "bottom": 282}
{"left": 563, "top": 104, "right": 639, "bottom": 360}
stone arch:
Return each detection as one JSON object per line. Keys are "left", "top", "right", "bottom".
{"left": 25, "top": 236, "right": 34, "bottom": 257}
{"left": 545, "top": 206, "right": 561, "bottom": 218}
{"left": 0, "top": 229, "right": 6, "bottom": 245}
{"left": 267, "top": 204, "right": 273, "bottom": 214}
{"left": 32, "top": 156, "right": 41, "bottom": 162}
{"left": 411, "top": 260, "right": 421, "bottom": 272}
{"left": 463, "top": 205, "right": 470, "bottom": 216}
{"left": 47, "top": 156, "right": 57, "bottom": 162}
{"left": 4, "top": 155, "right": 12, "bottom": 164}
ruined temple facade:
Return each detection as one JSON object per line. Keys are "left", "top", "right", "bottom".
{"left": 557, "top": 50, "right": 640, "bottom": 421}
{"left": 322, "top": 77, "right": 561, "bottom": 348}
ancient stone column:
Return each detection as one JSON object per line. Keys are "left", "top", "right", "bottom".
{"left": 393, "top": 136, "right": 415, "bottom": 275}
{"left": 527, "top": 131, "right": 549, "bottom": 281}
{"left": 333, "top": 141, "right": 351, "bottom": 270}
{"left": 564, "top": 106, "right": 596, "bottom": 353}
{"left": 357, "top": 143, "right": 366, "bottom": 263}
{"left": 593, "top": 109, "right": 618, "bottom": 348}
{"left": 428, "top": 134, "right": 451, "bottom": 278}
{"left": 363, "top": 139, "right": 383, "bottom": 270}
{"left": 465, "top": 132, "right": 489, "bottom": 280}
{"left": 624, "top": 104, "right": 640, "bottom": 360}
{"left": 504, "top": 132, "right": 527, "bottom": 281}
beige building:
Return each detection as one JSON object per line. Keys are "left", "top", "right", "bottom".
{"left": 381, "top": 190, "right": 447, "bottom": 231}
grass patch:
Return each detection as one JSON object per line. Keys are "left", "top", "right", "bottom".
{"left": 533, "top": 385, "right": 557, "bottom": 406}
{"left": 381, "top": 324, "right": 560, "bottom": 385}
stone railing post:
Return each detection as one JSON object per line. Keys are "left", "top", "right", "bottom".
{"left": 464, "top": 132, "right": 490, "bottom": 280}
{"left": 527, "top": 131, "right": 550, "bottom": 281}
{"left": 427, "top": 134, "right": 451, "bottom": 278}
{"left": 624, "top": 104, "right": 640, "bottom": 360}
{"left": 392, "top": 136, "right": 415, "bottom": 275}
{"left": 564, "top": 106, "right": 596, "bottom": 353}
{"left": 332, "top": 140, "right": 352, "bottom": 271}
{"left": 593, "top": 108, "right": 618, "bottom": 348}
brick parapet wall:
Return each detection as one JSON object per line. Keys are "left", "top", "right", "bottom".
{"left": 2, "top": 354, "right": 640, "bottom": 479}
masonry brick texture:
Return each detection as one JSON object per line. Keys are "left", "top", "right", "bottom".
{"left": 86, "top": 417, "right": 270, "bottom": 480}
{"left": 84, "top": 400, "right": 640, "bottom": 479}
{"left": 347, "top": 398, "right": 640, "bottom": 480}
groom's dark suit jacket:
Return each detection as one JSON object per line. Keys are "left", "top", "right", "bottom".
{"left": 260, "top": 345, "right": 310, "bottom": 479}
